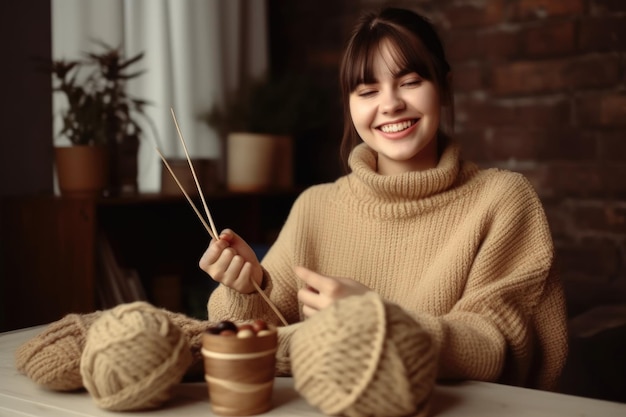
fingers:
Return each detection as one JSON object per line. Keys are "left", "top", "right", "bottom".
{"left": 295, "top": 266, "right": 372, "bottom": 317}
{"left": 301, "top": 303, "right": 317, "bottom": 318}
{"left": 297, "top": 286, "right": 324, "bottom": 312}
{"left": 199, "top": 229, "right": 260, "bottom": 294}
{"left": 295, "top": 266, "right": 326, "bottom": 292}
{"left": 204, "top": 247, "right": 256, "bottom": 292}
{"left": 221, "top": 255, "right": 255, "bottom": 293}
{"left": 295, "top": 266, "right": 343, "bottom": 298}
{"left": 297, "top": 267, "right": 334, "bottom": 317}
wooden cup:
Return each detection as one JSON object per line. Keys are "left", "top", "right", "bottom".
{"left": 202, "top": 329, "right": 277, "bottom": 416}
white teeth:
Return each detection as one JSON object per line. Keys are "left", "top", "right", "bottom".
{"left": 380, "top": 120, "right": 415, "bottom": 133}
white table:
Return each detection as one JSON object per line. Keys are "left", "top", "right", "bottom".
{"left": 1, "top": 326, "right": 625, "bottom": 416}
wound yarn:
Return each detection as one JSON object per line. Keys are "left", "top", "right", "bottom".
{"left": 14, "top": 305, "right": 210, "bottom": 393}
{"left": 79, "top": 301, "right": 192, "bottom": 411}
{"left": 290, "top": 292, "right": 438, "bottom": 417}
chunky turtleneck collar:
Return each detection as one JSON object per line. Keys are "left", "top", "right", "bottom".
{"left": 347, "top": 140, "right": 466, "bottom": 203}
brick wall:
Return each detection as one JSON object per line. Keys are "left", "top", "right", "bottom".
{"left": 428, "top": 0, "right": 626, "bottom": 317}
{"left": 269, "top": 0, "right": 626, "bottom": 317}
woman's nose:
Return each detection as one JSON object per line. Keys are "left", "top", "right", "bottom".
{"left": 380, "top": 89, "right": 405, "bottom": 114}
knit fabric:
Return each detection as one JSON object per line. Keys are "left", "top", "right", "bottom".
{"left": 80, "top": 301, "right": 192, "bottom": 411}
{"left": 208, "top": 139, "right": 568, "bottom": 390}
{"left": 291, "top": 292, "right": 437, "bottom": 417}
{"left": 14, "top": 311, "right": 101, "bottom": 391}
{"left": 14, "top": 305, "right": 213, "bottom": 392}
{"left": 164, "top": 309, "right": 210, "bottom": 377}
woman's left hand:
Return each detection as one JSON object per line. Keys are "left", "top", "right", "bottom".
{"left": 295, "top": 266, "right": 371, "bottom": 318}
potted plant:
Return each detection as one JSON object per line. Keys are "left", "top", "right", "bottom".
{"left": 204, "top": 73, "right": 327, "bottom": 192}
{"left": 49, "top": 42, "right": 148, "bottom": 196}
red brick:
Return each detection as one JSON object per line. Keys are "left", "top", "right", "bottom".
{"left": 580, "top": 17, "right": 626, "bottom": 52}
{"left": 591, "top": 0, "right": 626, "bottom": 14}
{"left": 481, "top": 30, "right": 522, "bottom": 61}
{"left": 543, "top": 162, "right": 626, "bottom": 198}
{"left": 542, "top": 162, "right": 602, "bottom": 198}
{"left": 556, "top": 238, "right": 620, "bottom": 282}
{"left": 492, "top": 60, "right": 568, "bottom": 95}
{"left": 562, "top": 278, "right": 626, "bottom": 317}
{"left": 600, "top": 164, "right": 626, "bottom": 198}
{"left": 511, "top": 0, "right": 585, "bottom": 20}
{"left": 445, "top": 32, "right": 485, "bottom": 63}
{"left": 444, "top": 0, "right": 505, "bottom": 29}
{"left": 562, "top": 55, "right": 621, "bottom": 89}
{"left": 452, "top": 63, "right": 484, "bottom": 92}
{"left": 577, "top": 93, "right": 626, "bottom": 127}
{"left": 446, "top": 30, "right": 521, "bottom": 63}
{"left": 572, "top": 204, "right": 626, "bottom": 234}
{"left": 539, "top": 129, "right": 598, "bottom": 161}
{"left": 454, "top": 128, "right": 489, "bottom": 162}
{"left": 599, "top": 130, "right": 626, "bottom": 162}
{"left": 491, "top": 55, "right": 620, "bottom": 95}
{"left": 487, "top": 127, "right": 596, "bottom": 161}
{"left": 490, "top": 128, "right": 538, "bottom": 160}
{"left": 456, "top": 98, "right": 571, "bottom": 129}
{"left": 522, "top": 20, "right": 576, "bottom": 57}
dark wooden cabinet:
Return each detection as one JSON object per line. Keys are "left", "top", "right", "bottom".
{"left": 0, "top": 190, "right": 299, "bottom": 331}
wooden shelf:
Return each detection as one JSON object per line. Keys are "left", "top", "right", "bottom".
{"left": 0, "top": 190, "right": 300, "bottom": 331}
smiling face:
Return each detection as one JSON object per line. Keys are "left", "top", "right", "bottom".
{"left": 338, "top": 8, "right": 454, "bottom": 173}
{"left": 348, "top": 40, "right": 441, "bottom": 175}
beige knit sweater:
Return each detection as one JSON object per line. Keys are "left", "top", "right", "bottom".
{"left": 208, "top": 140, "right": 568, "bottom": 390}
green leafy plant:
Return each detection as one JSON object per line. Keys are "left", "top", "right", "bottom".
{"left": 204, "top": 73, "right": 329, "bottom": 137}
{"left": 49, "top": 42, "right": 149, "bottom": 146}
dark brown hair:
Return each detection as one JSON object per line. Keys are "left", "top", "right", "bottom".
{"left": 339, "top": 8, "right": 454, "bottom": 169}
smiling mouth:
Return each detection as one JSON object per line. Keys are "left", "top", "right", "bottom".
{"left": 379, "top": 119, "right": 418, "bottom": 133}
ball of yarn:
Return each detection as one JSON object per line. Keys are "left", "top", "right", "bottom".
{"left": 15, "top": 311, "right": 102, "bottom": 391}
{"left": 80, "top": 301, "right": 192, "bottom": 411}
{"left": 290, "top": 292, "right": 437, "bottom": 417}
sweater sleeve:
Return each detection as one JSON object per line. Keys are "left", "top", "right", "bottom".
{"left": 412, "top": 174, "right": 567, "bottom": 390}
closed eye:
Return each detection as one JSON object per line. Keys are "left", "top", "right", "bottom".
{"left": 354, "top": 85, "right": 378, "bottom": 97}
{"left": 358, "top": 89, "right": 377, "bottom": 97}
{"left": 402, "top": 78, "right": 422, "bottom": 87}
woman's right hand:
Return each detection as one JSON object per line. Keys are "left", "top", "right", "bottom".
{"left": 199, "top": 229, "right": 263, "bottom": 294}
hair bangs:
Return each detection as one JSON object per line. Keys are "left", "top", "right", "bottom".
{"left": 341, "top": 23, "right": 436, "bottom": 96}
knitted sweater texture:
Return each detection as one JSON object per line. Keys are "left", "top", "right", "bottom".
{"left": 208, "top": 140, "right": 568, "bottom": 390}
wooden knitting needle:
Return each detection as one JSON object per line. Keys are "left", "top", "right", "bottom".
{"left": 154, "top": 147, "right": 218, "bottom": 241}
{"left": 170, "top": 108, "right": 219, "bottom": 240}
{"left": 250, "top": 277, "right": 288, "bottom": 326}
{"left": 157, "top": 110, "right": 288, "bottom": 327}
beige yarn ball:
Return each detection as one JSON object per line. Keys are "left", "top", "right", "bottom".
{"left": 80, "top": 301, "right": 192, "bottom": 411}
{"left": 291, "top": 292, "right": 438, "bottom": 417}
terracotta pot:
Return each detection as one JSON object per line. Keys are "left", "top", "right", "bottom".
{"left": 55, "top": 145, "right": 109, "bottom": 197}
{"left": 226, "top": 133, "right": 293, "bottom": 192}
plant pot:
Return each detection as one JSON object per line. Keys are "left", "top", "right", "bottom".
{"left": 55, "top": 145, "right": 109, "bottom": 197}
{"left": 226, "top": 133, "right": 293, "bottom": 192}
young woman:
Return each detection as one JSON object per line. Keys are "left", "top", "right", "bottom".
{"left": 200, "top": 7, "right": 567, "bottom": 390}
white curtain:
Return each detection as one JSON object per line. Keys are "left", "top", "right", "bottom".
{"left": 51, "top": 0, "right": 268, "bottom": 192}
